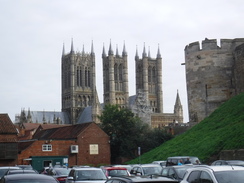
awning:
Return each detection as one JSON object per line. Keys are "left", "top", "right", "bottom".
{"left": 23, "top": 158, "right": 32, "bottom": 161}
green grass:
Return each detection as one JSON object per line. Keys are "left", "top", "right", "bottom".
{"left": 127, "top": 92, "right": 244, "bottom": 164}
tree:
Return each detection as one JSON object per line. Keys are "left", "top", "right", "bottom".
{"left": 98, "top": 104, "right": 149, "bottom": 163}
{"left": 98, "top": 104, "right": 173, "bottom": 164}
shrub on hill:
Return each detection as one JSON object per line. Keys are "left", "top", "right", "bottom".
{"left": 127, "top": 92, "right": 244, "bottom": 164}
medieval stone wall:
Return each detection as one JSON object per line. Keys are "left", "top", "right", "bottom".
{"left": 185, "top": 38, "right": 244, "bottom": 122}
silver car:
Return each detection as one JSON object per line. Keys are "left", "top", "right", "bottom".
{"left": 181, "top": 165, "right": 244, "bottom": 183}
{"left": 66, "top": 167, "right": 107, "bottom": 183}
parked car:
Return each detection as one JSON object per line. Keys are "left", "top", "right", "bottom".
{"left": 0, "top": 174, "right": 59, "bottom": 183}
{"left": 152, "top": 161, "right": 166, "bottom": 167}
{"left": 105, "top": 175, "right": 179, "bottom": 183}
{"left": 48, "top": 167, "right": 71, "bottom": 183}
{"left": 16, "top": 165, "right": 34, "bottom": 170}
{"left": 66, "top": 167, "right": 107, "bottom": 183}
{"left": 166, "top": 156, "right": 201, "bottom": 166}
{"left": 101, "top": 166, "right": 130, "bottom": 178}
{"left": 161, "top": 165, "right": 193, "bottom": 181}
{"left": 112, "top": 165, "right": 133, "bottom": 172}
{"left": 130, "top": 164, "right": 162, "bottom": 176}
{"left": 5, "top": 169, "right": 38, "bottom": 175}
{"left": 181, "top": 165, "right": 244, "bottom": 183}
{"left": 0, "top": 167, "right": 21, "bottom": 178}
{"left": 211, "top": 160, "right": 244, "bottom": 166}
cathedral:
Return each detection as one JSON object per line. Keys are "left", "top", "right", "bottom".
{"left": 17, "top": 40, "right": 183, "bottom": 128}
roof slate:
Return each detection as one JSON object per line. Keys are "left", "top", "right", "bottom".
{"left": 0, "top": 114, "right": 18, "bottom": 134}
{"left": 33, "top": 122, "right": 93, "bottom": 140}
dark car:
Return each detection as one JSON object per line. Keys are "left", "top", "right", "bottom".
{"left": 130, "top": 164, "right": 162, "bottom": 176}
{"left": 47, "top": 167, "right": 71, "bottom": 183}
{"left": 161, "top": 165, "right": 193, "bottom": 181}
{"left": 211, "top": 160, "right": 244, "bottom": 166}
{"left": 0, "top": 174, "right": 59, "bottom": 183}
{"left": 0, "top": 167, "right": 22, "bottom": 179}
{"left": 105, "top": 175, "right": 179, "bottom": 183}
{"left": 166, "top": 156, "right": 201, "bottom": 166}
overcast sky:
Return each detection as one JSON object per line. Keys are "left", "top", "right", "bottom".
{"left": 1, "top": 0, "right": 244, "bottom": 122}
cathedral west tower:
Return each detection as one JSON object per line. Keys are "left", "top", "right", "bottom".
{"left": 61, "top": 40, "right": 98, "bottom": 124}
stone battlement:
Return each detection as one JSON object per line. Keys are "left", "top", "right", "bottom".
{"left": 185, "top": 38, "right": 244, "bottom": 53}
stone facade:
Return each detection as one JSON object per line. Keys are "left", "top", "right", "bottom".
{"left": 184, "top": 38, "right": 244, "bottom": 122}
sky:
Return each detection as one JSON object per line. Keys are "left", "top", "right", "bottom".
{"left": 1, "top": 0, "right": 244, "bottom": 123}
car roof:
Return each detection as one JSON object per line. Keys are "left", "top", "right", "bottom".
{"left": 136, "top": 164, "right": 162, "bottom": 167}
{"left": 3, "top": 174, "right": 57, "bottom": 181}
{"left": 71, "top": 167, "right": 102, "bottom": 170}
{"left": 108, "top": 175, "right": 179, "bottom": 182}
{"left": 103, "top": 167, "right": 127, "bottom": 170}
{"left": 167, "top": 156, "right": 197, "bottom": 159}
{"left": 0, "top": 167, "right": 21, "bottom": 170}
{"left": 187, "top": 165, "right": 244, "bottom": 172}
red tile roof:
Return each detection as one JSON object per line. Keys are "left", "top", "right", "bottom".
{"left": 33, "top": 122, "right": 93, "bottom": 140}
{"left": 0, "top": 114, "right": 18, "bottom": 134}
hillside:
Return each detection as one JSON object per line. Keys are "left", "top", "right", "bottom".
{"left": 127, "top": 92, "right": 244, "bottom": 164}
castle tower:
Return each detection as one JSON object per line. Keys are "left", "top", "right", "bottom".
{"left": 184, "top": 38, "right": 244, "bottom": 123}
{"left": 135, "top": 44, "right": 163, "bottom": 113}
{"left": 102, "top": 41, "right": 129, "bottom": 108}
{"left": 61, "top": 40, "right": 97, "bottom": 124}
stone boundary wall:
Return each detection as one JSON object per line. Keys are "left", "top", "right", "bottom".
{"left": 219, "top": 149, "right": 244, "bottom": 160}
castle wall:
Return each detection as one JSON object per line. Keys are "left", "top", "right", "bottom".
{"left": 233, "top": 43, "right": 244, "bottom": 94}
{"left": 185, "top": 38, "right": 244, "bottom": 122}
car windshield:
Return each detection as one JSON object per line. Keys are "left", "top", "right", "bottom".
{"left": 0, "top": 169, "right": 9, "bottom": 177}
{"left": 109, "top": 169, "right": 128, "bottom": 176}
{"left": 56, "top": 169, "right": 70, "bottom": 175}
{"left": 76, "top": 170, "right": 107, "bottom": 180}
{"left": 214, "top": 170, "right": 244, "bottom": 183}
{"left": 142, "top": 166, "right": 162, "bottom": 175}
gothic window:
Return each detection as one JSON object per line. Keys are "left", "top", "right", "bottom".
{"left": 119, "top": 64, "right": 123, "bottom": 81}
{"left": 68, "top": 71, "right": 71, "bottom": 87}
{"left": 137, "top": 64, "right": 143, "bottom": 88}
{"left": 105, "top": 64, "right": 109, "bottom": 91}
{"left": 85, "top": 67, "right": 91, "bottom": 87}
{"left": 152, "top": 67, "right": 156, "bottom": 83}
{"left": 76, "top": 67, "right": 82, "bottom": 87}
{"left": 114, "top": 64, "right": 118, "bottom": 82}
{"left": 119, "top": 64, "right": 123, "bottom": 91}
{"left": 88, "top": 70, "right": 91, "bottom": 87}
{"left": 148, "top": 66, "right": 152, "bottom": 83}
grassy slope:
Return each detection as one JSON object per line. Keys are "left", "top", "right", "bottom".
{"left": 127, "top": 92, "right": 244, "bottom": 164}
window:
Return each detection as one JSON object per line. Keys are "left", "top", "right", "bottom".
{"left": 199, "top": 171, "right": 213, "bottom": 183}
{"left": 187, "top": 171, "right": 200, "bottom": 183}
{"left": 42, "top": 144, "right": 52, "bottom": 151}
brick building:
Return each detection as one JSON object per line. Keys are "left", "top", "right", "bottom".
{"left": 0, "top": 114, "right": 18, "bottom": 166}
{"left": 18, "top": 122, "right": 110, "bottom": 171}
